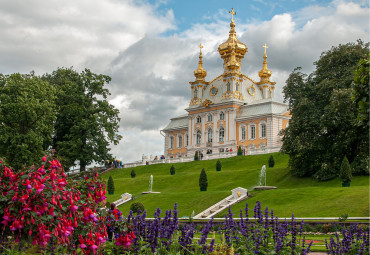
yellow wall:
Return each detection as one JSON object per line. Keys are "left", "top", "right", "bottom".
{"left": 236, "top": 118, "right": 267, "bottom": 148}
{"left": 167, "top": 129, "right": 188, "bottom": 157}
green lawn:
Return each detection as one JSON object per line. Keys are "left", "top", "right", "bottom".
{"left": 101, "top": 153, "right": 369, "bottom": 218}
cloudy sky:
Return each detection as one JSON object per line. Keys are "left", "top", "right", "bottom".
{"left": 0, "top": 0, "right": 368, "bottom": 163}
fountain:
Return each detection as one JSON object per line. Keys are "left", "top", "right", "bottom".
{"left": 254, "top": 165, "right": 277, "bottom": 190}
{"left": 142, "top": 175, "right": 161, "bottom": 194}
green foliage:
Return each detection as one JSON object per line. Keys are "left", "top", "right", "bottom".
{"left": 340, "top": 156, "right": 352, "bottom": 183}
{"left": 43, "top": 68, "right": 122, "bottom": 171}
{"left": 194, "top": 151, "right": 199, "bottom": 161}
{"left": 130, "top": 202, "right": 144, "bottom": 214}
{"left": 237, "top": 146, "right": 242, "bottom": 156}
{"left": 216, "top": 160, "right": 222, "bottom": 171}
{"left": 268, "top": 155, "right": 275, "bottom": 168}
{"left": 281, "top": 40, "right": 369, "bottom": 180}
{"left": 199, "top": 168, "right": 208, "bottom": 191}
{"left": 170, "top": 165, "right": 175, "bottom": 175}
{"left": 131, "top": 169, "right": 136, "bottom": 178}
{"left": 108, "top": 175, "right": 115, "bottom": 194}
{"left": 339, "top": 213, "right": 349, "bottom": 222}
{"left": 0, "top": 73, "right": 57, "bottom": 170}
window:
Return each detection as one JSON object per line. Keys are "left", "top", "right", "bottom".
{"left": 196, "top": 116, "right": 201, "bottom": 123}
{"left": 208, "top": 128, "right": 213, "bottom": 143}
{"left": 196, "top": 130, "right": 201, "bottom": 145}
{"left": 227, "top": 82, "right": 230, "bottom": 91}
{"left": 170, "top": 136, "right": 174, "bottom": 149}
{"left": 241, "top": 126, "right": 246, "bottom": 140}
{"left": 261, "top": 123, "right": 266, "bottom": 138}
{"left": 219, "top": 127, "right": 224, "bottom": 142}
{"left": 250, "top": 126, "right": 256, "bottom": 140}
{"left": 236, "top": 82, "right": 239, "bottom": 91}
{"left": 185, "top": 134, "right": 189, "bottom": 146}
{"left": 207, "top": 114, "right": 212, "bottom": 122}
{"left": 194, "top": 88, "right": 198, "bottom": 98}
{"left": 220, "top": 112, "right": 225, "bottom": 120}
{"left": 211, "top": 87, "right": 216, "bottom": 95}
{"left": 178, "top": 135, "right": 182, "bottom": 148}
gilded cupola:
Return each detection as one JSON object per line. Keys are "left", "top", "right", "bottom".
{"left": 193, "top": 43, "right": 207, "bottom": 82}
{"left": 218, "top": 8, "right": 247, "bottom": 74}
{"left": 257, "top": 43, "right": 276, "bottom": 85}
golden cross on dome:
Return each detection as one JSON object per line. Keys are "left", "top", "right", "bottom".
{"left": 198, "top": 43, "right": 203, "bottom": 53}
{"left": 229, "top": 8, "right": 236, "bottom": 21}
{"left": 263, "top": 43, "right": 268, "bottom": 55}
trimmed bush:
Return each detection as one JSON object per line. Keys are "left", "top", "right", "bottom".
{"left": 130, "top": 202, "right": 145, "bottom": 214}
{"left": 131, "top": 169, "right": 136, "bottom": 178}
{"left": 194, "top": 151, "right": 199, "bottom": 161}
{"left": 170, "top": 165, "right": 176, "bottom": 175}
{"left": 268, "top": 155, "right": 275, "bottom": 168}
{"left": 107, "top": 175, "right": 115, "bottom": 194}
{"left": 199, "top": 168, "right": 208, "bottom": 191}
{"left": 237, "top": 146, "right": 242, "bottom": 156}
{"left": 216, "top": 160, "right": 222, "bottom": 171}
{"left": 340, "top": 156, "right": 352, "bottom": 185}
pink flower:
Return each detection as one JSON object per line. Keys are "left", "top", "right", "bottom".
{"left": 42, "top": 155, "right": 47, "bottom": 162}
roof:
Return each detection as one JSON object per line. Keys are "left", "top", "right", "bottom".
{"left": 162, "top": 114, "right": 188, "bottom": 131}
{"left": 236, "top": 99, "right": 289, "bottom": 120}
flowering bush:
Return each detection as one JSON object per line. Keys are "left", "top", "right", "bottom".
{"left": 0, "top": 155, "right": 132, "bottom": 254}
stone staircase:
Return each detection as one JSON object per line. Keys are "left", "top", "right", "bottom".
{"left": 193, "top": 187, "right": 248, "bottom": 219}
{"left": 113, "top": 193, "right": 132, "bottom": 207}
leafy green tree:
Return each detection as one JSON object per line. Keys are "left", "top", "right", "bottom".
{"left": 194, "top": 151, "right": 199, "bottom": 161}
{"left": 0, "top": 73, "right": 57, "bottom": 170}
{"left": 268, "top": 155, "right": 275, "bottom": 168}
{"left": 131, "top": 169, "right": 136, "bottom": 178}
{"left": 340, "top": 156, "right": 352, "bottom": 184}
{"left": 199, "top": 168, "right": 208, "bottom": 191}
{"left": 130, "top": 202, "right": 144, "bottom": 214}
{"left": 216, "top": 160, "right": 222, "bottom": 171}
{"left": 107, "top": 175, "right": 115, "bottom": 194}
{"left": 43, "top": 68, "right": 122, "bottom": 171}
{"left": 237, "top": 146, "right": 242, "bottom": 156}
{"left": 170, "top": 165, "right": 175, "bottom": 175}
{"left": 281, "top": 41, "right": 369, "bottom": 180}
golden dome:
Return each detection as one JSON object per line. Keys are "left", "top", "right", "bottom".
{"left": 194, "top": 43, "right": 207, "bottom": 81}
{"left": 258, "top": 43, "right": 275, "bottom": 85}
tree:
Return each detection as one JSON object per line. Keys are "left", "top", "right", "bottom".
{"left": 199, "top": 168, "right": 208, "bottom": 191}
{"left": 216, "top": 160, "right": 222, "bottom": 171}
{"left": 130, "top": 202, "right": 144, "bottom": 214}
{"left": 131, "top": 169, "right": 136, "bottom": 178}
{"left": 194, "top": 151, "right": 199, "bottom": 161}
{"left": 281, "top": 41, "right": 369, "bottom": 180}
{"left": 340, "top": 156, "right": 352, "bottom": 185}
{"left": 237, "top": 146, "right": 242, "bottom": 156}
{"left": 108, "top": 175, "right": 115, "bottom": 194}
{"left": 43, "top": 68, "right": 122, "bottom": 171}
{"left": 268, "top": 155, "right": 275, "bottom": 168}
{"left": 170, "top": 165, "right": 176, "bottom": 175}
{"left": 0, "top": 73, "right": 57, "bottom": 170}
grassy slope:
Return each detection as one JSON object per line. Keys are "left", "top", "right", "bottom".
{"left": 101, "top": 153, "right": 369, "bottom": 218}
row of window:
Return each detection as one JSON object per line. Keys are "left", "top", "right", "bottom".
{"left": 196, "top": 112, "right": 224, "bottom": 123}
{"left": 241, "top": 123, "right": 266, "bottom": 140}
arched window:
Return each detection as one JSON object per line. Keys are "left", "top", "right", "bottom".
{"left": 236, "top": 82, "right": 239, "bottom": 91}
{"left": 250, "top": 125, "right": 256, "bottom": 140}
{"left": 241, "top": 126, "right": 246, "bottom": 140}
{"left": 208, "top": 128, "right": 213, "bottom": 143}
{"left": 196, "top": 116, "right": 201, "bottom": 123}
{"left": 207, "top": 114, "right": 212, "bottom": 122}
{"left": 261, "top": 123, "right": 266, "bottom": 138}
{"left": 219, "top": 127, "right": 225, "bottom": 142}
{"left": 178, "top": 135, "right": 182, "bottom": 148}
{"left": 220, "top": 112, "right": 225, "bottom": 120}
{"left": 170, "top": 136, "right": 174, "bottom": 149}
{"left": 194, "top": 88, "right": 198, "bottom": 98}
{"left": 185, "top": 134, "right": 189, "bottom": 147}
{"left": 196, "top": 130, "right": 202, "bottom": 145}
{"left": 227, "top": 82, "right": 230, "bottom": 92}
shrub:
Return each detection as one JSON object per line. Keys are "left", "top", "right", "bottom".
{"left": 216, "top": 160, "right": 222, "bottom": 171}
{"left": 237, "top": 146, "right": 242, "bottom": 156}
{"left": 131, "top": 169, "right": 136, "bottom": 178}
{"left": 268, "top": 155, "right": 275, "bottom": 167}
{"left": 340, "top": 156, "right": 352, "bottom": 183}
{"left": 194, "top": 151, "right": 199, "bottom": 161}
{"left": 170, "top": 165, "right": 176, "bottom": 175}
{"left": 130, "top": 202, "right": 145, "bottom": 214}
{"left": 199, "top": 168, "right": 208, "bottom": 191}
{"left": 107, "top": 175, "right": 115, "bottom": 194}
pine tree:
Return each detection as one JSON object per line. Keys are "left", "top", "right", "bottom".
{"left": 107, "top": 176, "right": 115, "bottom": 195}
{"left": 131, "top": 169, "right": 136, "bottom": 178}
{"left": 237, "top": 146, "right": 243, "bottom": 156}
{"left": 268, "top": 155, "right": 275, "bottom": 168}
{"left": 216, "top": 160, "right": 222, "bottom": 171}
{"left": 170, "top": 165, "right": 176, "bottom": 175}
{"left": 199, "top": 168, "right": 208, "bottom": 191}
{"left": 194, "top": 151, "right": 199, "bottom": 161}
{"left": 340, "top": 156, "right": 352, "bottom": 184}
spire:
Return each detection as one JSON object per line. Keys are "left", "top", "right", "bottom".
{"left": 258, "top": 43, "right": 275, "bottom": 85}
{"left": 218, "top": 8, "right": 247, "bottom": 75}
{"left": 194, "top": 43, "right": 207, "bottom": 82}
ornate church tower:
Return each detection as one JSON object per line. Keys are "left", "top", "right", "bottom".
{"left": 189, "top": 43, "right": 208, "bottom": 106}
{"left": 257, "top": 44, "right": 276, "bottom": 98}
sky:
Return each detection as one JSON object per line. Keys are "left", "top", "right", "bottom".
{"left": 0, "top": 0, "right": 369, "bottom": 163}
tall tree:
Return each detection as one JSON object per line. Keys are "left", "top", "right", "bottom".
{"left": 0, "top": 73, "right": 56, "bottom": 170}
{"left": 44, "top": 68, "right": 122, "bottom": 171}
{"left": 281, "top": 40, "right": 369, "bottom": 180}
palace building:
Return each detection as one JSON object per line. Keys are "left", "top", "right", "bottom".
{"left": 161, "top": 9, "right": 290, "bottom": 159}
